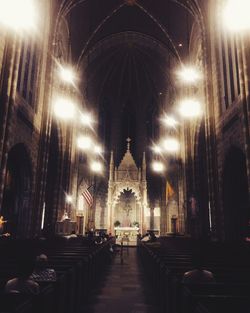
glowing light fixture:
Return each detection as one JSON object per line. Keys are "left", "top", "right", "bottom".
{"left": 177, "top": 66, "right": 201, "bottom": 84}
{"left": 162, "top": 115, "right": 178, "bottom": 128}
{"left": 77, "top": 136, "right": 92, "bottom": 150}
{"left": 223, "top": 0, "right": 250, "bottom": 32}
{"left": 152, "top": 161, "right": 165, "bottom": 173}
{"left": 66, "top": 195, "right": 73, "bottom": 203}
{"left": 152, "top": 145, "right": 162, "bottom": 154}
{"left": 90, "top": 161, "right": 103, "bottom": 173}
{"left": 59, "top": 66, "right": 75, "bottom": 84}
{"left": 94, "top": 145, "right": 102, "bottom": 154}
{"left": 54, "top": 98, "right": 76, "bottom": 119}
{"left": 0, "top": 0, "right": 37, "bottom": 31}
{"left": 80, "top": 113, "right": 93, "bottom": 127}
{"left": 163, "top": 138, "right": 180, "bottom": 152}
{"left": 179, "top": 99, "right": 202, "bottom": 118}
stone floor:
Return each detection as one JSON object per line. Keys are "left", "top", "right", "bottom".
{"left": 82, "top": 247, "right": 160, "bottom": 313}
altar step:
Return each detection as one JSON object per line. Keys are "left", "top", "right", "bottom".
{"left": 115, "top": 238, "right": 137, "bottom": 246}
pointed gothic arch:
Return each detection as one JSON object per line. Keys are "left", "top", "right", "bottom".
{"left": 107, "top": 139, "right": 148, "bottom": 234}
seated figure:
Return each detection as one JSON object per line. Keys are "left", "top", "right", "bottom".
{"left": 182, "top": 268, "right": 215, "bottom": 284}
{"left": 5, "top": 258, "right": 40, "bottom": 294}
{"left": 182, "top": 252, "right": 215, "bottom": 284}
{"left": 141, "top": 233, "right": 150, "bottom": 242}
{"left": 31, "top": 254, "right": 56, "bottom": 282}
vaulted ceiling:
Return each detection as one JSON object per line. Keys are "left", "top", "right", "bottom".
{"left": 61, "top": 0, "right": 203, "bottom": 161}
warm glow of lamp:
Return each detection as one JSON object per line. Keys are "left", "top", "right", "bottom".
{"left": 177, "top": 66, "right": 201, "bottom": 84}
{"left": 59, "top": 66, "right": 75, "bottom": 84}
{"left": 223, "top": 0, "right": 250, "bottom": 32}
{"left": 0, "top": 0, "right": 37, "bottom": 30}
{"left": 90, "top": 161, "right": 103, "bottom": 173}
{"left": 163, "top": 138, "right": 180, "bottom": 152}
{"left": 80, "top": 113, "right": 93, "bottom": 127}
{"left": 179, "top": 99, "right": 202, "bottom": 118}
{"left": 77, "top": 136, "right": 92, "bottom": 150}
{"left": 54, "top": 98, "right": 76, "bottom": 119}
{"left": 152, "top": 161, "right": 165, "bottom": 173}
{"left": 162, "top": 115, "right": 178, "bottom": 128}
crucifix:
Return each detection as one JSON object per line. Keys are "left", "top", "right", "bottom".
{"left": 123, "top": 201, "right": 132, "bottom": 217}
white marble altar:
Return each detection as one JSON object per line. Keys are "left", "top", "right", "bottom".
{"left": 114, "top": 226, "right": 139, "bottom": 246}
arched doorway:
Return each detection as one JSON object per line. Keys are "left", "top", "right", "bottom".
{"left": 1, "top": 144, "right": 32, "bottom": 237}
{"left": 44, "top": 123, "right": 60, "bottom": 235}
{"left": 222, "top": 147, "right": 249, "bottom": 241}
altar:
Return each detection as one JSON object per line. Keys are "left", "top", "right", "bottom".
{"left": 107, "top": 139, "right": 148, "bottom": 235}
{"left": 114, "top": 226, "right": 139, "bottom": 246}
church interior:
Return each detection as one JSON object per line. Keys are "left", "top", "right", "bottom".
{"left": 0, "top": 0, "right": 250, "bottom": 312}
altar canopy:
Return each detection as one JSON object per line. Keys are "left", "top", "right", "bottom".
{"left": 107, "top": 139, "right": 148, "bottom": 235}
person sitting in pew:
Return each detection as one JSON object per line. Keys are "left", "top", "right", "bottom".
{"left": 95, "top": 236, "right": 103, "bottom": 245}
{"left": 5, "top": 257, "right": 40, "bottom": 295}
{"left": 182, "top": 252, "right": 215, "bottom": 284}
{"left": 141, "top": 233, "right": 150, "bottom": 242}
{"left": 31, "top": 254, "right": 56, "bottom": 282}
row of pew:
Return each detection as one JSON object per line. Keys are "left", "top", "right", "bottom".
{"left": 138, "top": 237, "right": 250, "bottom": 313}
{"left": 0, "top": 236, "right": 114, "bottom": 313}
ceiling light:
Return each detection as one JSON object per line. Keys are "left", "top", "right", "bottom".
{"left": 0, "top": 0, "right": 37, "bottom": 31}
{"left": 223, "top": 0, "right": 250, "bottom": 32}
{"left": 59, "top": 66, "right": 75, "bottom": 84}
{"left": 54, "top": 98, "right": 76, "bottom": 119}
{"left": 152, "top": 161, "right": 165, "bottom": 173}
{"left": 90, "top": 161, "right": 103, "bottom": 173}
{"left": 80, "top": 113, "right": 93, "bottom": 126}
{"left": 94, "top": 145, "right": 102, "bottom": 154}
{"left": 77, "top": 136, "right": 92, "bottom": 150}
{"left": 177, "top": 66, "right": 201, "bottom": 84}
{"left": 163, "top": 138, "right": 180, "bottom": 152}
{"left": 152, "top": 145, "right": 162, "bottom": 154}
{"left": 179, "top": 99, "right": 202, "bottom": 118}
{"left": 66, "top": 195, "right": 73, "bottom": 203}
{"left": 162, "top": 115, "right": 178, "bottom": 128}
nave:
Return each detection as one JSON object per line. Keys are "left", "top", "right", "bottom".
{"left": 83, "top": 247, "right": 160, "bottom": 313}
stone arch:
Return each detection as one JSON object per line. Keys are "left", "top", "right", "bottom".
{"left": 222, "top": 146, "right": 249, "bottom": 241}
{"left": 76, "top": 2, "right": 182, "bottom": 66}
{"left": 112, "top": 185, "right": 142, "bottom": 230}
{"left": 1, "top": 143, "right": 33, "bottom": 237}
{"left": 112, "top": 184, "right": 142, "bottom": 205}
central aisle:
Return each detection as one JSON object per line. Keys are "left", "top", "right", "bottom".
{"left": 83, "top": 247, "right": 160, "bottom": 313}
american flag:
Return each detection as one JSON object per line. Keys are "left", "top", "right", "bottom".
{"left": 82, "top": 185, "right": 93, "bottom": 207}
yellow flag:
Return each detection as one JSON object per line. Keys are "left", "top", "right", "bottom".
{"left": 166, "top": 181, "right": 174, "bottom": 200}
